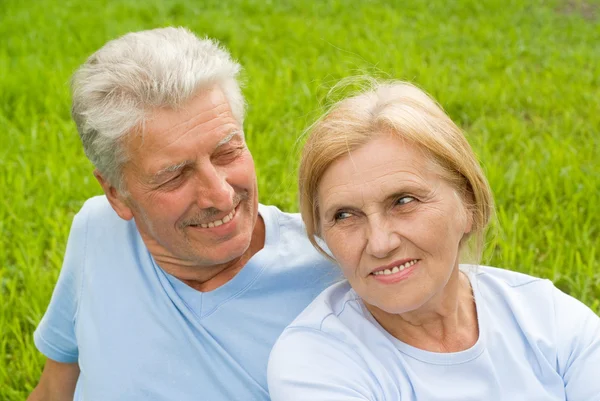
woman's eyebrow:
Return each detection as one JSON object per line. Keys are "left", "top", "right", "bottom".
{"left": 321, "top": 184, "right": 431, "bottom": 214}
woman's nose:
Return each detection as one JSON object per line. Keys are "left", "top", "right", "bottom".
{"left": 365, "top": 218, "right": 401, "bottom": 259}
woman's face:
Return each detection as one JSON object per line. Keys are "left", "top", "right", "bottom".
{"left": 317, "top": 135, "right": 472, "bottom": 315}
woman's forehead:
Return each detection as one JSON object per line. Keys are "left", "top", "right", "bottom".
{"left": 317, "top": 137, "right": 446, "bottom": 202}
{"left": 323, "top": 136, "right": 437, "bottom": 181}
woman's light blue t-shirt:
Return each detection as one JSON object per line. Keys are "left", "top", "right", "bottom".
{"left": 34, "top": 196, "right": 340, "bottom": 400}
{"left": 268, "top": 266, "right": 600, "bottom": 400}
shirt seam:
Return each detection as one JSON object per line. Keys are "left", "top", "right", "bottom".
{"left": 73, "top": 206, "right": 89, "bottom": 328}
{"left": 474, "top": 266, "right": 544, "bottom": 288}
{"left": 319, "top": 296, "right": 361, "bottom": 331}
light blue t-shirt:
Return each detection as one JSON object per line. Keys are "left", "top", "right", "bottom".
{"left": 268, "top": 265, "right": 600, "bottom": 401}
{"left": 34, "top": 196, "right": 340, "bottom": 400}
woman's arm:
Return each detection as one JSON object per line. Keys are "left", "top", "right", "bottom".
{"left": 553, "top": 287, "right": 600, "bottom": 400}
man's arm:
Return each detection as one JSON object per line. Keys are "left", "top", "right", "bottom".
{"left": 30, "top": 206, "right": 89, "bottom": 401}
{"left": 27, "top": 359, "right": 80, "bottom": 401}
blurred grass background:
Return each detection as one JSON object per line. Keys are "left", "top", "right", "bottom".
{"left": 1, "top": 0, "right": 598, "bottom": 398}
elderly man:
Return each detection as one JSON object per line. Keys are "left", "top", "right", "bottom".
{"left": 28, "top": 27, "right": 339, "bottom": 401}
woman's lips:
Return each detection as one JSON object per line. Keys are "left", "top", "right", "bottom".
{"left": 370, "top": 259, "right": 420, "bottom": 283}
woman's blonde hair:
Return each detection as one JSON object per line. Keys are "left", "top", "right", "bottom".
{"left": 299, "top": 81, "right": 494, "bottom": 262}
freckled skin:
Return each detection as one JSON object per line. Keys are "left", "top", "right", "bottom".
{"left": 97, "top": 86, "right": 264, "bottom": 291}
{"left": 318, "top": 134, "right": 477, "bottom": 351}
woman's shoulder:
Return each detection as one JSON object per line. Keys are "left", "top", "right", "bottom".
{"left": 268, "top": 280, "right": 386, "bottom": 400}
{"left": 270, "top": 279, "right": 376, "bottom": 360}
{"left": 463, "top": 264, "right": 559, "bottom": 316}
{"left": 462, "top": 264, "right": 557, "bottom": 306}
{"left": 464, "top": 264, "right": 598, "bottom": 349}
{"left": 463, "top": 264, "right": 547, "bottom": 287}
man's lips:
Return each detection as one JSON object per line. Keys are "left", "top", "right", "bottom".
{"left": 187, "top": 203, "right": 240, "bottom": 229}
{"left": 370, "top": 259, "right": 420, "bottom": 277}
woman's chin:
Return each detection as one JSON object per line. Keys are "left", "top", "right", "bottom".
{"left": 363, "top": 296, "right": 426, "bottom": 317}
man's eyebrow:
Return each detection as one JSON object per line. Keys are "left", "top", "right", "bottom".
{"left": 215, "top": 130, "right": 244, "bottom": 148}
{"left": 151, "top": 160, "right": 193, "bottom": 181}
{"left": 149, "top": 131, "right": 243, "bottom": 183}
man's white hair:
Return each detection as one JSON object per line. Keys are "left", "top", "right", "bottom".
{"left": 71, "top": 27, "right": 245, "bottom": 189}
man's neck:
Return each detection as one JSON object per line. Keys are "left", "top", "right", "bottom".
{"left": 149, "top": 216, "right": 266, "bottom": 292}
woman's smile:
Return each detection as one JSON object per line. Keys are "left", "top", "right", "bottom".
{"left": 370, "top": 259, "right": 420, "bottom": 284}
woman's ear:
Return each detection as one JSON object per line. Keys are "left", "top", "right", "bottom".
{"left": 460, "top": 182, "right": 476, "bottom": 235}
{"left": 464, "top": 207, "right": 474, "bottom": 234}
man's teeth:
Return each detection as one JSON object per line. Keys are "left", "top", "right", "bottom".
{"left": 372, "top": 260, "right": 418, "bottom": 276}
{"left": 199, "top": 209, "right": 235, "bottom": 228}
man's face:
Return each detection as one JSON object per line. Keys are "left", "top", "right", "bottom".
{"left": 104, "top": 86, "right": 259, "bottom": 269}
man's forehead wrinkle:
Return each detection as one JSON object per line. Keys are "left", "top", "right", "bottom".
{"left": 166, "top": 103, "right": 233, "bottom": 135}
{"left": 146, "top": 115, "right": 238, "bottom": 158}
{"left": 147, "top": 95, "right": 235, "bottom": 140}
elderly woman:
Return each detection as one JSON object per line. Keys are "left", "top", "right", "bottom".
{"left": 267, "top": 82, "right": 600, "bottom": 400}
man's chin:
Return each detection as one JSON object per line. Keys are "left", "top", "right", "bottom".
{"left": 194, "top": 229, "right": 254, "bottom": 261}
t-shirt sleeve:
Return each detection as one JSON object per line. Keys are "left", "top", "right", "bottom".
{"left": 553, "top": 286, "right": 600, "bottom": 400}
{"left": 33, "top": 207, "right": 89, "bottom": 363}
{"left": 267, "top": 327, "right": 379, "bottom": 401}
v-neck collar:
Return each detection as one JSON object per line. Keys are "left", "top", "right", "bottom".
{"left": 152, "top": 204, "right": 280, "bottom": 320}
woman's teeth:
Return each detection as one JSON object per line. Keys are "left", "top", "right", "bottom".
{"left": 372, "top": 259, "right": 418, "bottom": 276}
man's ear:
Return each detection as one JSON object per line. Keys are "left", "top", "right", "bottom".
{"left": 94, "top": 169, "right": 134, "bottom": 221}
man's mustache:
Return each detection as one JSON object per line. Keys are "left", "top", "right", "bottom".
{"left": 179, "top": 191, "right": 247, "bottom": 228}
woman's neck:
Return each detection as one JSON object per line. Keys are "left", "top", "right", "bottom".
{"left": 365, "top": 269, "right": 479, "bottom": 353}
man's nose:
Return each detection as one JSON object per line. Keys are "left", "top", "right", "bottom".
{"left": 194, "top": 166, "right": 235, "bottom": 211}
{"left": 365, "top": 217, "right": 401, "bottom": 259}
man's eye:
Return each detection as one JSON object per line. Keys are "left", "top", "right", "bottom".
{"left": 334, "top": 211, "right": 353, "bottom": 221}
{"left": 396, "top": 196, "right": 415, "bottom": 205}
{"left": 160, "top": 174, "right": 183, "bottom": 187}
{"left": 215, "top": 147, "right": 243, "bottom": 162}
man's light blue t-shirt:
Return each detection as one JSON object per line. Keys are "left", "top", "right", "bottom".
{"left": 268, "top": 265, "right": 600, "bottom": 401}
{"left": 34, "top": 196, "right": 340, "bottom": 400}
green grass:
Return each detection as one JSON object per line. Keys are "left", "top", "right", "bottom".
{"left": 1, "top": 0, "right": 599, "bottom": 398}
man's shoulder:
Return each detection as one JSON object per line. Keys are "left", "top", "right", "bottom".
{"left": 77, "top": 195, "right": 120, "bottom": 221}
{"left": 259, "top": 203, "right": 303, "bottom": 228}
{"left": 259, "top": 203, "right": 309, "bottom": 247}
{"left": 256, "top": 203, "right": 342, "bottom": 292}
{"left": 72, "top": 195, "right": 136, "bottom": 242}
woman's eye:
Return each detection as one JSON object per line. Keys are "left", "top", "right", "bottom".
{"left": 396, "top": 196, "right": 415, "bottom": 205}
{"left": 334, "top": 211, "right": 352, "bottom": 221}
